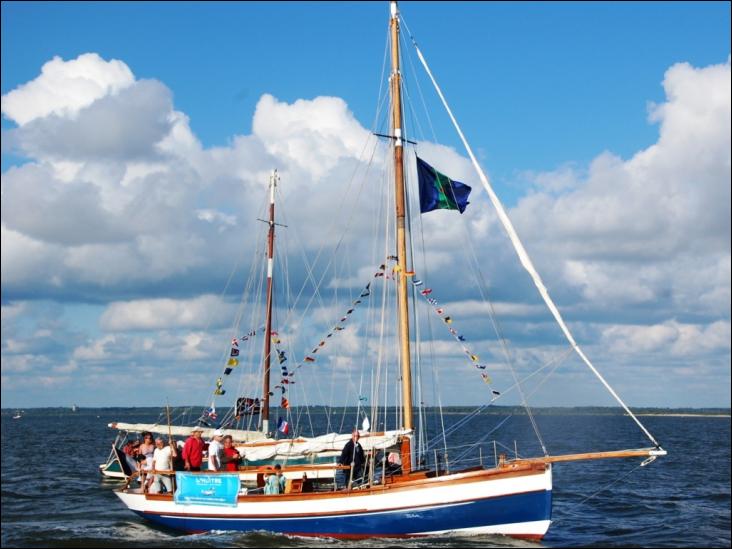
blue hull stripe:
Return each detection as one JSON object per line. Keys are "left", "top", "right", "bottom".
{"left": 136, "top": 489, "right": 552, "bottom": 536}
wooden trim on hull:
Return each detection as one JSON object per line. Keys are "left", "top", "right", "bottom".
{"left": 138, "top": 461, "right": 549, "bottom": 504}
{"left": 120, "top": 465, "right": 553, "bottom": 539}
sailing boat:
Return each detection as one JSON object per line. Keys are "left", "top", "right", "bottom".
{"left": 114, "top": 2, "right": 665, "bottom": 538}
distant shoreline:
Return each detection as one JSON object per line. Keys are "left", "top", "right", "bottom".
{"left": 3, "top": 406, "right": 730, "bottom": 418}
{"left": 635, "top": 413, "right": 731, "bottom": 418}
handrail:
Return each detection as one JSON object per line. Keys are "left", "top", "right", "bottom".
{"left": 138, "top": 464, "right": 350, "bottom": 476}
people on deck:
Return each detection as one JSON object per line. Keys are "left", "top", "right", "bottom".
{"left": 122, "top": 439, "right": 139, "bottom": 456}
{"left": 122, "top": 439, "right": 141, "bottom": 472}
{"left": 138, "top": 432, "right": 155, "bottom": 467}
{"left": 338, "top": 429, "right": 365, "bottom": 488}
{"left": 301, "top": 472, "right": 313, "bottom": 493}
{"left": 138, "top": 431, "right": 155, "bottom": 487}
{"left": 222, "top": 435, "right": 242, "bottom": 472}
{"left": 182, "top": 427, "right": 205, "bottom": 471}
{"left": 264, "top": 464, "right": 286, "bottom": 494}
{"left": 172, "top": 440, "right": 185, "bottom": 471}
{"left": 207, "top": 429, "right": 225, "bottom": 471}
{"left": 386, "top": 451, "right": 402, "bottom": 474}
{"left": 149, "top": 437, "right": 177, "bottom": 494}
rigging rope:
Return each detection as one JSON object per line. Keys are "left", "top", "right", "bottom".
{"left": 396, "top": 29, "right": 448, "bottom": 463}
{"left": 397, "top": 26, "right": 552, "bottom": 457}
{"left": 403, "top": 18, "right": 661, "bottom": 450}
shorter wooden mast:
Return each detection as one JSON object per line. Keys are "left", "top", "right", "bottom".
{"left": 261, "top": 170, "right": 278, "bottom": 435}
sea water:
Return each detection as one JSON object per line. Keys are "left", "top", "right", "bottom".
{"left": 1, "top": 408, "right": 729, "bottom": 548}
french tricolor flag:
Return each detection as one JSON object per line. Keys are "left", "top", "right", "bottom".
{"left": 277, "top": 417, "right": 290, "bottom": 435}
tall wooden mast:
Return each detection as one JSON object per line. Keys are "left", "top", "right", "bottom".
{"left": 389, "top": 1, "right": 413, "bottom": 433}
{"left": 262, "top": 169, "right": 279, "bottom": 434}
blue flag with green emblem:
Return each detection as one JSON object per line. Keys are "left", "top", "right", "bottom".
{"left": 417, "top": 156, "right": 471, "bottom": 214}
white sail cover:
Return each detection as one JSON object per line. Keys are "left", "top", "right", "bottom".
{"left": 108, "top": 422, "right": 268, "bottom": 442}
{"left": 234, "top": 430, "right": 411, "bottom": 461}
{"left": 109, "top": 422, "right": 410, "bottom": 460}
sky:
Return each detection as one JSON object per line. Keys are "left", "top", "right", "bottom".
{"left": 1, "top": 1, "right": 730, "bottom": 411}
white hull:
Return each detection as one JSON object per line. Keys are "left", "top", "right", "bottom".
{"left": 115, "top": 463, "right": 553, "bottom": 538}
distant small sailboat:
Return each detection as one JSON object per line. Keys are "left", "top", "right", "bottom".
{"left": 71, "top": 404, "right": 78, "bottom": 412}
{"left": 12, "top": 411, "right": 22, "bottom": 420}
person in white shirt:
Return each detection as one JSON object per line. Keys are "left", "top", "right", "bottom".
{"left": 207, "top": 429, "right": 225, "bottom": 471}
{"left": 149, "top": 437, "right": 177, "bottom": 494}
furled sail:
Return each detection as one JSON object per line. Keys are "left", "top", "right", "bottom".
{"left": 234, "top": 429, "right": 411, "bottom": 461}
{"left": 108, "top": 422, "right": 268, "bottom": 442}
{"left": 109, "top": 422, "right": 409, "bottom": 461}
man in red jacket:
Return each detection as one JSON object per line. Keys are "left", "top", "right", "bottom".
{"left": 182, "top": 427, "right": 205, "bottom": 471}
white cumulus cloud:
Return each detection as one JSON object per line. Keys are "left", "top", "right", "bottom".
{"left": 602, "top": 319, "right": 731, "bottom": 356}
{"left": 100, "top": 295, "right": 235, "bottom": 331}
{"left": 1, "top": 53, "right": 134, "bottom": 125}
{"left": 1, "top": 50, "right": 729, "bottom": 408}
{"left": 510, "top": 58, "right": 731, "bottom": 315}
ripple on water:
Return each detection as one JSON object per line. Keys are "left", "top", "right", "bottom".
{"left": 1, "top": 412, "right": 729, "bottom": 548}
